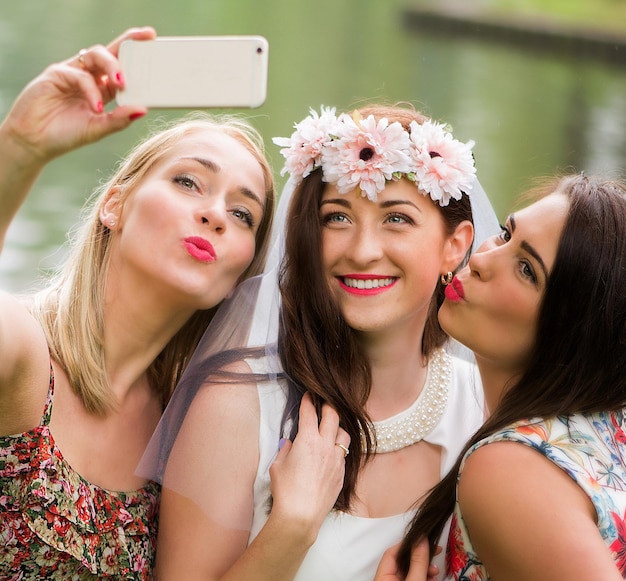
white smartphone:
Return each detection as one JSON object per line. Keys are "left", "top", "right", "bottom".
{"left": 116, "top": 36, "right": 269, "bottom": 109}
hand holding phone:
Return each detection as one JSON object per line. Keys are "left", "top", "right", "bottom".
{"left": 116, "top": 36, "right": 269, "bottom": 109}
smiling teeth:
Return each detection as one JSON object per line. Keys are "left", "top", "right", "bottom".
{"left": 343, "top": 277, "right": 395, "bottom": 289}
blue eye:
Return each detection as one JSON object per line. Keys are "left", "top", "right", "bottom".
{"left": 322, "top": 212, "right": 349, "bottom": 225}
{"left": 386, "top": 212, "right": 413, "bottom": 225}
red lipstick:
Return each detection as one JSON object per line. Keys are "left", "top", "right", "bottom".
{"left": 337, "top": 274, "right": 397, "bottom": 296}
{"left": 444, "top": 276, "right": 465, "bottom": 302}
{"left": 184, "top": 236, "right": 216, "bottom": 263}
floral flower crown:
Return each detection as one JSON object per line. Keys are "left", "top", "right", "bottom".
{"left": 272, "top": 106, "right": 477, "bottom": 206}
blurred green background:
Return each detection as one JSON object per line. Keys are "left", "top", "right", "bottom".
{"left": 1, "top": 0, "right": 625, "bottom": 291}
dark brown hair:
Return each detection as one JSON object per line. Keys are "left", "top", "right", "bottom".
{"left": 397, "top": 174, "right": 626, "bottom": 573}
{"left": 277, "top": 104, "right": 475, "bottom": 509}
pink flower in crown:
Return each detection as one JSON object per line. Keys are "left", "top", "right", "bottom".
{"left": 409, "top": 120, "right": 476, "bottom": 206}
{"left": 272, "top": 106, "right": 338, "bottom": 183}
{"left": 321, "top": 113, "right": 413, "bottom": 201}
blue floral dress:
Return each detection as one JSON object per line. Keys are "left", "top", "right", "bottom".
{"left": 0, "top": 366, "right": 160, "bottom": 580}
{"left": 446, "top": 411, "right": 626, "bottom": 579}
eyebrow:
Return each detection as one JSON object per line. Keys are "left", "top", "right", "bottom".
{"left": 380, "top": 199, "right": 421, "bottom": 211}
{"left": 186, "top": 156, "right": 264, "bottom": 209}
{"left": 189, "top": 156, "right": 220, "bottom": 174}
{"left": 320, "top": 198, "right": 350, "bottom": 208}
{"left": 509, "top": 214, "right": 549, "bottom": 280}
{"left": 320, "top": 198, "right": 421, "bottom": 211}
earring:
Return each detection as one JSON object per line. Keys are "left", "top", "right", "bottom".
{"left": 440, "top": 272, "right": 453, "bottom": 285}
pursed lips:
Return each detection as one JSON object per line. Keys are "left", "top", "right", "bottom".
{"left": 184, "top": 236, "right": 217, "bottom": 263}
{"left": 444, "top": 276, "right": 465, "bottom": 302}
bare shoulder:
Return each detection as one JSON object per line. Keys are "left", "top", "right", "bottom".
{"left": 169, "top": 356, "right": 265, "bottom": 471}
{"left": 0, "top": 289, "right": 47, "bottom": 359}
{"left": 459, "top": 441, "right": 594, "bottom": 526}
{"left": 0, "top": 289, "right": 50, "bottom": 434}
{"left": 159, "top": 356, "right": 265, "bottom": 553}
{"left": 186, "top": 357, "right": 262, "bottom": 422}
{"left": 458, "top": 441, "right": 621, "bottom": 581}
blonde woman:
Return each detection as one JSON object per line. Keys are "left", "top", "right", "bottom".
{"left": 0, "top": 27, "right": 275, "bottom": 579}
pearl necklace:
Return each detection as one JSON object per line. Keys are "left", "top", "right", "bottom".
{"left": 363, "top": 348, "right": 451, "bottom": 453}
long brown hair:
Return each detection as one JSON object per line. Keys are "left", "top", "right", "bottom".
{"left": 277, "top": 104, "right": 474, "bottom": 509}
{"left": 397, "top": 174, "right": 626, "bottom": 573}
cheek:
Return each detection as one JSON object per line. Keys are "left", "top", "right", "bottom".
{"left": 401, "top": 244, "right": 445, "bottom": 287}
{"left": 482, "top": 302, "right": 538, "bottom": 365}
{"left": 125, "top": 194, "right": 177, "bottom": 237}
{"left": 497, "top": 290, "right": 539, "bottom": 336}
{"left": 321, "top": 231, "right": 341, "bottom": 270}
{"left": 503, "top": 302, "right": 539, "bottom": 361}
{"left": 398, "top": 226, "right": 447, "bottom": 264}
{"left": 440, "top": 293, "right": 538, "bottom": 364}
{"left": 229, "top": 235, "right": 257, "bottom": 274}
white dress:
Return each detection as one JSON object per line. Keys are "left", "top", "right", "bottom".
{"left": 247, "top": 352, "right": 485, "bottom": 581}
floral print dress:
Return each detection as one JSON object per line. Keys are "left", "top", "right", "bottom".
{"left": 0, "top": 366, "right": 160, "bottom": 580}
{"left": 446, "top": 410, "right": 626, "bottom": 580}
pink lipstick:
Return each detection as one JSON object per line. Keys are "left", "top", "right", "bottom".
{"left": 444, "top": 276, "right": 465, "bottom": 302}
{"left": 184, "top": 236, "right": 216, "bottom": 263}
{"left": 337, "top": 274, "right": 397, "bottom": 296}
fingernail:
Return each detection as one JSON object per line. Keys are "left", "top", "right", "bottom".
{"left": 278, "top": 438, "right": 287, "bottom": 450}
{"left": 129, "top": 112, "right": 146, "bottom": 121}
{"left": 116, "top": 72, "right": 125, "bottom": 85}
{"left": 97, "top": 101, "right": 104, "bottom": 114}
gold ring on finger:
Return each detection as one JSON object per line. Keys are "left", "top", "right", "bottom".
{"left": 78, "top": 49, "right": 88, "bottom": 69}
{"left": 335, "top": 443, "right": 349, "bottom": 458}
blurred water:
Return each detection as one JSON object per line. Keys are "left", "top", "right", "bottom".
{"left": 1, "top": 0, "right": 625, "bottom": 291}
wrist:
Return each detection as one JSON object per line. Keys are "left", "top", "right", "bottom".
{"left": 0, "top": 120, "right": 49, "bottom": 172}
{"left": 264, "top": 507, "right": 321, "bottom": 550}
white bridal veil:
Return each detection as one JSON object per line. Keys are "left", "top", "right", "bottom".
{"left": 136, "top": 174, "right": 499, "bottom": 524}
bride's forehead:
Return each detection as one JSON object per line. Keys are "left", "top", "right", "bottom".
{"left": 321, "top": 179, "right": 434, "bottom": 206}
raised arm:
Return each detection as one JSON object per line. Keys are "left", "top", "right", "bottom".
{"left": 0, "top": 26, "right": 155, "bottom": 434}
{"left": 0, "top": 26, "right": 155, "bottom": 250}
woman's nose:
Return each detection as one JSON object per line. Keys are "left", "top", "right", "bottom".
{"left": 345, "top": 226, "right": 384, "bottom": 265}
{"left": 199, "top": 203, "right": 227, "bottom": 233}
{"left": 468, "top": 236, "right": 498, "bottom": 279}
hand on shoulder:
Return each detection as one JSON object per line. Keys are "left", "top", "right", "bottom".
{"left": 269, "top": 393, "right": 349, "bottom": 546}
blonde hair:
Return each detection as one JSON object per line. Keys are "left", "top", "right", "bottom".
{"left": 31, "top": 113, "right": 275, "bottom": 414}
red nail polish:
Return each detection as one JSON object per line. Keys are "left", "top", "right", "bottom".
{"left": 116, "top": 72, "right": 124, "bottom": 84}
{"left": 129, "top": 112, "right": 146, "bottom": 121}
{"left": 97, "top": 101, "right": 104, "bottom": 113}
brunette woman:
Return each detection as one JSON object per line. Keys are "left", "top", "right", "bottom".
{"left": 151, "top": 104, "right": 497, "bottom": 580}
{"left": 377, "top": 174, "right": 626, "bottom": 581}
